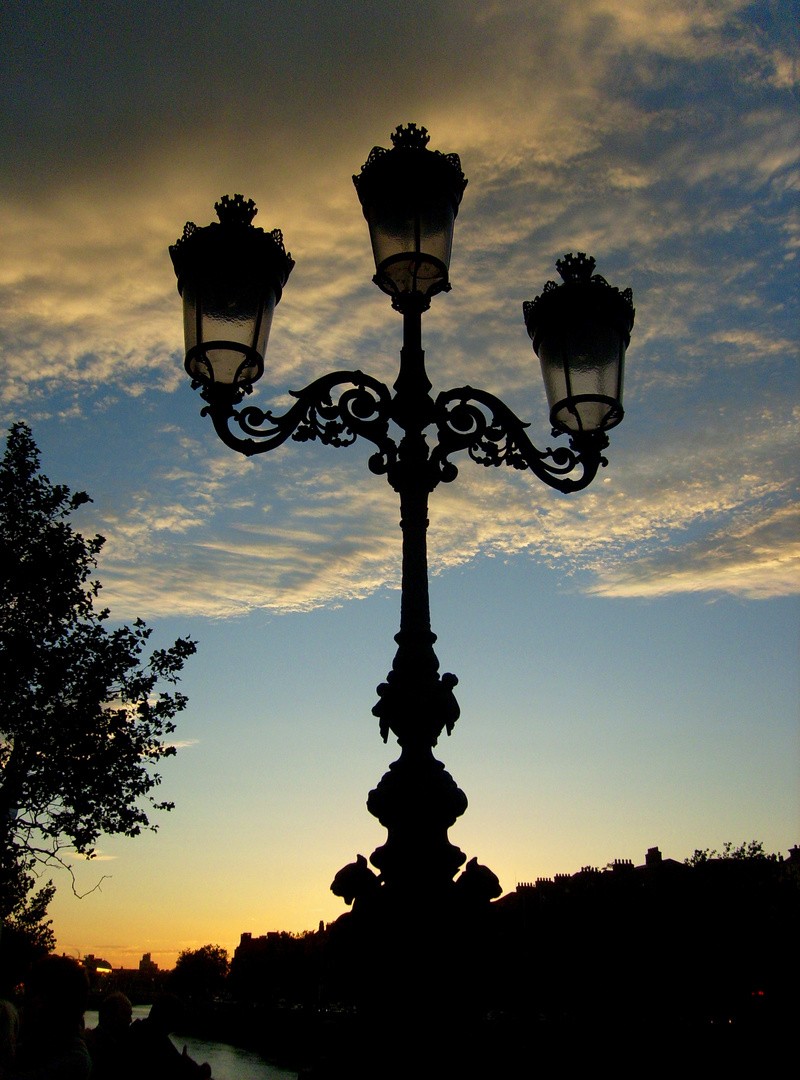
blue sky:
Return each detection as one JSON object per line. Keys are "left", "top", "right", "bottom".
{"left": 1, "top": 0, "right": 797, "bottom": 967}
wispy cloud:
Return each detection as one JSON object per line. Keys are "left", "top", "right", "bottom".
{"left": 589, "top": 504, "right": 800, "bottom": 599}
{"left": 67, "top": 851, "right": 117, "bottom": 863}
{"left": 83, "top": 388, "right": 797, "bottom": 618}
{"left": 1, "top": 0, "right": 796, "bottom": 612}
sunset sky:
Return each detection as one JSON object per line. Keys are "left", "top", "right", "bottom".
{"left": 1, "top": 0, "right": 798, "bottom": 969}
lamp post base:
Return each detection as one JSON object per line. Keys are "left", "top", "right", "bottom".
{"left": 367, "top": 747, "right": 468, "bottom": 897}
{"left": 319, "top": 864, "right": 502, "bottom": 1079}
{"left": 328, "top": 740, "right": 502, "bottom": 1076}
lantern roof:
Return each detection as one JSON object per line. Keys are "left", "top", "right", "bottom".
{"left": 353, "top": 123, "right": 468, "bottom": 209}
{"left": 169, "top": 194, "right": 294, "bottom": 298}
{"left": 523, "top": 252, "right": 635, "bottom": 354}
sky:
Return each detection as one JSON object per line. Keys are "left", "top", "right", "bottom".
{"left": 1, "top": 0, "right": 798, "bottom": 970}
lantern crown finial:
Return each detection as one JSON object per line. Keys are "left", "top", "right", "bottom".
{"left": 390, "top": 123, "right": 430, "bottom": 151}
{"left": 215, "top": 194, "right": 258, "bottom": 227}
{"left": 556, "top": 252, "right": 596, "bottom": 284}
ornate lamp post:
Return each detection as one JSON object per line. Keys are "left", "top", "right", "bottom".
{"left": 169, "top": 119, "right": 634, "bottom": 952}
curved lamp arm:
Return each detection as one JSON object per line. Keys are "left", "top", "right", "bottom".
{"left": 432, "top": 385, "right": 609, "bottom": 493}
{"left": 199, "top": 370, "right": 398, "bottom": 473}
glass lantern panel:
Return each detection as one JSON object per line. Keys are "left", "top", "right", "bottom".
{"left": 201, "top": 275, "right": 265, "bottom": 346}
{"left": 183, "top": 273, "right": 276, "bottom": 387}
{"left": 368, "top": 190, "right": 455, "bottom": 296}
{"left": 200, "top": 342, "right": 263, "bottom": 387}
{"left": 538, "top": 319, "right": 625, "bottom": 433}
{"left": 182, "top": 280, "right": 199, "bottom": 354}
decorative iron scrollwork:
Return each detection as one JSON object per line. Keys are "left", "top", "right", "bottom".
{"left": 432, "top": 386, "right": 609, "bottom": 493}
{"left": 200, "top": 373, "right": 608, "bottom": 491}
{"left": 201, "top": 371, "right": 397, "bottom": 466}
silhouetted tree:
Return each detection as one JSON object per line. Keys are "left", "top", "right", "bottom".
{"left": 0, "top": 423, "right": 196, "bottom": 957}
{"left": 170, "top": 944, "right": 230, "bottom": 1002}
{"left": 684, "top": 839, "right": 777, "bottom": 865}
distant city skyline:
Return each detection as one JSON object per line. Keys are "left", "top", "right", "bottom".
{"left": 2, "top": 0, "right": 797, "bottom": 970}
{"left": 63, "top": 833, "right": 800, "bottom": 969}
{"left": 70, "top": 838, "right": 800, "bottom": 971}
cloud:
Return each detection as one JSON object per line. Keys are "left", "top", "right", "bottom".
{"left": 81, "top": 386, "right": 797, "bottom": 619}
{"left": 589, "top": 504, "right": 800, "bottom": 599}
{"left": 1, "top": 2, "right": 794, "bottom": 406}
{"left": 67, "top": 851, "right": 117, "bottom": 863}
{"left": 94, "top": 458, "right": 404, "bottom": 618}
{"left": 1, "top": 0, "right": 796, "bottom": 610}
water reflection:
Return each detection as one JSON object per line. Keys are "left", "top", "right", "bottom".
{"left": 85, "top": 1009, "right": 298, "bottom": 1080}
{"left": 178, "top": 1033, "right": 297, "bottom": 1080}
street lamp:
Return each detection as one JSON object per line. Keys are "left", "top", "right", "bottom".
{"left": 169, "top": 122, "right": 634, "bottom": 916}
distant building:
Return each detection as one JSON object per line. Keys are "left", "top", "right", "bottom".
{"left": 234, "top": 932, "right": 282, "bottom": 961}
{"left": 492, "top": 843, "right": 798, "bottom": 1031}
{"left": 640, "top": 845, "right": 684, "bottom": 871}
{"left": 138, "top": 952, "right": 159, "bottom": 976}
{"left": 81, "top": 954, "right": 113, "bottom": 977}
{"left": 508, "top": 845, "right": 691, "bottom": 901}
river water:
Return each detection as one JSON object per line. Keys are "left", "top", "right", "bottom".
{"left": 85, "top": 1008, "right": 299, "bottom": 1080}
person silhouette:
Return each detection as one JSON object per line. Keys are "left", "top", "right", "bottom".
{"left": 10, "top": 956, "right": 91, "bottom": 1079}
{"left": 85, "top": 991, "right": 132, "bottom": 1080}
{"left": 0, "top": 1000, "right": 19, "bottom": 1079}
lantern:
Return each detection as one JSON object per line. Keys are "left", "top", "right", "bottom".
{"left": 524, "top": 253, "right": 634, "bottom": 435}
{"left": 353, "top": 124, "right": 467, "bottom": 310}
{"left": 169, "top": 194, "right": 294, "bottom": 396}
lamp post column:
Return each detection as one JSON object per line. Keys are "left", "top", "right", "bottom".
{"left": 368, "top": 302, "right": 468, "bottom": 901}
